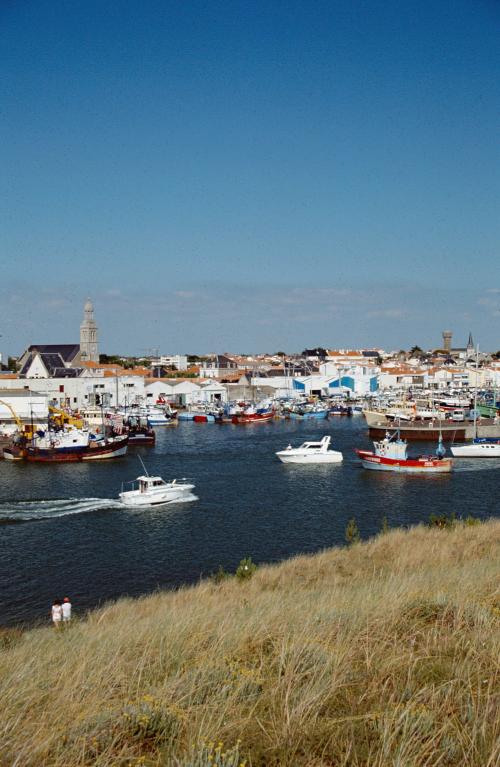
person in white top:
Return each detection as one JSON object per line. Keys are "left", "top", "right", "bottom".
{"left": 62, "top": 596, "right": 72, "bottom": 624}
{"left": 51, "top": 599, "right": 63, "bottom": 628}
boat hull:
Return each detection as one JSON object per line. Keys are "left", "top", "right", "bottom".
{"left": 19, "top": 436, "right": 129, "bottom": 462}
{"left": 127, "top": 432, "right": 156, "bottom": 446}
{"left": 276, "top": 452, "right": 343, "bottom": 464}
{"left": 232, "top": 413, "right": 274, "bottom": 424}
{"left": 81, "top": 439, "right": 129, "bottom": 460}
{"left": 356, "top": 449, "right": 452, "bottom": 473}
{"left": 119, "top": 484, "right": 195, "bottom": 506}
{"left": 450, "top": 444, "right": 500, "bottom": 457}
{"left": 289, "top": 410, "right": 328, "bottom": 420}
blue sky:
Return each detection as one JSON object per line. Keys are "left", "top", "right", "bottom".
{"left": 1, "top": 0, "right": 499, "bottom": 355}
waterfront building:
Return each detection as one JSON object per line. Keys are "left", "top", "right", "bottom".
{"left": 80, "top": 299, "right": 99, "bottom": 362}
{"left": 0, "top": 372, "right": 146, "bottom": 410}
{"left": 145, "top": 378, "right": 228, "bottom": 406}
{"left": 0, "top": 389, "right": 49, "bottom": 435}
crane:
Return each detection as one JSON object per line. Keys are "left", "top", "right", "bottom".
{"left": 0, "top": 397, "right": 34, "bottom": 439}
{"left": 48, "top": 406, "right": 83, "bottom": 429}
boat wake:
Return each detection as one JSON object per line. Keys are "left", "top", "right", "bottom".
{"left": 0, "top": 498, "right": 122, "bottom": 523}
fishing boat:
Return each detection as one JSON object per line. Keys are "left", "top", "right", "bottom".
{"left": 29, "top": 434, "right": 128, "bottom": 462}
{"left": 356, "top": 431, "right": 452, "bottom": 473}
{"left": 119, "top": 475, "right": 196, "bottom": 506}
{"left": 329, "top": 404, "right": 352, "bottom": 416}
{"left": 3, "top": 430, "right": 128, "bottom": 462}
{"left": 289, "top": 404, "right": 329, "bottom": 420}
{"left": 276, "top": 435, "right": 343, "bottom": 464}
{"left": 232, "top": 404, "right": 274, "bottom": 424}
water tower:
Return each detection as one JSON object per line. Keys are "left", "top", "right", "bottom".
{"left": 442, "top": 330, "right": 452, "bottom": 353}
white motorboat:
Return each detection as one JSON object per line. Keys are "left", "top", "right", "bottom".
{"left": 450, "top": 439, "right": 500, "bottom": 458}
{"left": 276, "top": 435, "right": 343, "bottom": 464}
{"left": 119, "top": 474, "right": 196, "bottom": 506}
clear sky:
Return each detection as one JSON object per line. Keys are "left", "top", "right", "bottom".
{"left": 1, "top": 0, "right": 499, "bottom": 356}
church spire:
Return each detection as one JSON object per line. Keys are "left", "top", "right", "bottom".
{"left": 466, "top": 332, "right": 474, "bottom": 353}
{"left": 80, "top": 298, "right": 99, "bottom": 362}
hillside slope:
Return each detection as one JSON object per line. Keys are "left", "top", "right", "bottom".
{"left": 0, "top": 520, "right": 499, "bottom": 767}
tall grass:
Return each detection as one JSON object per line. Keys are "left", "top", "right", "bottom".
{"left": 0, "top": 520, "right": 499, "bottom": 766}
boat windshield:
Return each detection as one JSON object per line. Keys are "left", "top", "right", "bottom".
{"left": 139, "top": 478, "right": 165, "bottom": 491}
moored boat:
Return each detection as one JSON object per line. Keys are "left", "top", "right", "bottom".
{"left": 368, "top": 421, "right": 466, "bottom": 442}
{"left": 231, "top": 403, "right": 274, "bottom": 424}
{"left": 126, "top": 428, "right": 156, "bottom": 446}
{"left": 450, "top": 438, "right": 500, "bottom": 457}
{"left": 356, "top": 431, "right": 452, "bottom": 473}
{"left": 193, "top": 414, "right": 216, "bottom": 423}
{"left": 30, "top": 435, "right": 128, "bottom": 462}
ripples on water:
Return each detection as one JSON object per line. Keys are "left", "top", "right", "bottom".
{"left": 0, "top": 419, "right": 498, "bottom": 625}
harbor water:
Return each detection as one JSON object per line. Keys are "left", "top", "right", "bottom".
{"left": 0, "top": 418, "right": 498, "bottom": 627}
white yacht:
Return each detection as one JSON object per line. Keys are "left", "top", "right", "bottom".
{"left": 276, "top": 435, "right": 343, "bottom": 464}
{"left": 119, "top": 475, "right": 196, "bottom": 506}
{"left": 450, "top": 439, "right": 500, "bottom": 458}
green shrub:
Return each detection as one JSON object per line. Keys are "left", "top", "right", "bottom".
{"left": 345, "top": 518, "right": 360, "bottom": 545}
{"left": 235, "top": 558, "right": 257, "bottom": 581}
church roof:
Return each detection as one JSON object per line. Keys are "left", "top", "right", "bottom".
{"left": 26, "top": 344, "right": 80, "bottom": 362}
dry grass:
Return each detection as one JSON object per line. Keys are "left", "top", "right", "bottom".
{"left": 0, "top": 520, "right": 499, "bottom": 767}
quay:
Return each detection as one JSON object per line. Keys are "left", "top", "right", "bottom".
{"left": 368, "top": 418, "right": 500, "bottom": 442}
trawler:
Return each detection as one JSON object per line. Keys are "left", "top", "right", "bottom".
{"left": 356, "top": 431, "right": 452, "bottom": 473}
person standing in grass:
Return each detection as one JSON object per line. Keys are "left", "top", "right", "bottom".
{"left": 51, "top": 599, "right": 63, "bottom": 629}
{"left": 62, "top": 596, "right": 72, "bottom": 625}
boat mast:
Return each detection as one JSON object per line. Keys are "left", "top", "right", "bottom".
{"left": 473, "top": 345, "right": 479, "bottom": 440}
{"left": 138, "top": 454, "right": 150, "bottom": 477}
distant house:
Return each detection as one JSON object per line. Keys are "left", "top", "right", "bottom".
{"left": 199, "top": 355, "right": 238, "bottom": 379}
{"left": 18, "top": 345, "right": 82, "bottom": 379}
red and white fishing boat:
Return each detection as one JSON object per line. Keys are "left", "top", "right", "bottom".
{"left": 356, "top": 431, "right": 452, "bottom": 473}
{"left": 231, "top": 405, "right": 274, "bottom": 424}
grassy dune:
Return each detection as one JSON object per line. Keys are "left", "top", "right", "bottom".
{"left": 0, "top": 520, "right": 499, "bottom": 767}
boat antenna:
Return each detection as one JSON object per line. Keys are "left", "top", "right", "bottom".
{"left": 138, "top": 454, "right": 150, "bottom": 476}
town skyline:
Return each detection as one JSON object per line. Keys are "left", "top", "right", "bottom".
{"left": 1, "top": 285, "right": 498, "bottom": 360}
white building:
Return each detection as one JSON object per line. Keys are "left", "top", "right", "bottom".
{"left": 0, "top": 389, "right": 49, "bottom": 434}
{"left": 318, "top": 363, "right": 380, "bottom": 394}
{"left": 145, "top": 379, "right": 202, "bottom": 406}
{"left": 0, "top": 374, "right": 146, "bottom": 410}
{"left": 157, "top": 355, "right": 189, "bottom": 371}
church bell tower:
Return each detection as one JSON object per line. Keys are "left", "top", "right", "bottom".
{"left": 80, "top": 298, "right": 99, "bottom": 362}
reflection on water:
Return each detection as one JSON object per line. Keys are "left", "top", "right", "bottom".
{"left": 0, "top": 419, "right": 498, "bottom": 626}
